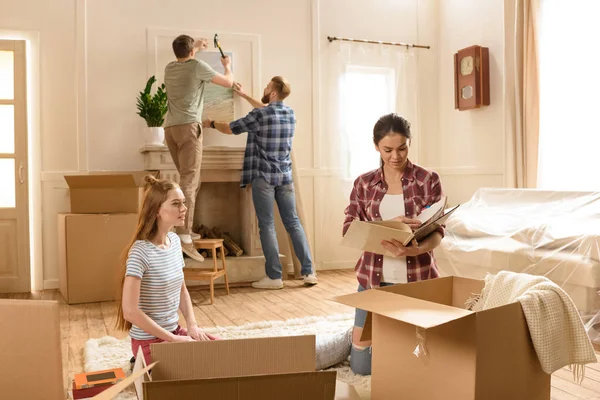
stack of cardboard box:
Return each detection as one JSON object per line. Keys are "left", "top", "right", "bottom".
{"left": 58, "top": 172, "right": 150, "bottom": 304}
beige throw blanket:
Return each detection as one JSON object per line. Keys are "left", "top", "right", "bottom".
{"left": 469, "top": 271, "right": 596, "bottom": 383}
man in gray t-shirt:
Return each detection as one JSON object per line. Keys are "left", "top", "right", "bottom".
{"left": 163, "top": 35, "right": 233, "bottom": 262}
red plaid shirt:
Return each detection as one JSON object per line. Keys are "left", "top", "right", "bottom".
{"left": 343, "top": 160, "right": 445, "bottom": 289}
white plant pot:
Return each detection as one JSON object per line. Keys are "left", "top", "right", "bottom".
{"left": 145, "top": 126, "right": 165, "bottom": 146}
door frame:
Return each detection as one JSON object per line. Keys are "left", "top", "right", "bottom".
{"left": 0, "top": 30, "right": 42, "bottom": 292}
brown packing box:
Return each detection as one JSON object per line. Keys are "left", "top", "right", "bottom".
{"left": 65, "top": 171, "right": 153, "bottom": 214}
{"left": 93, "top": 335, "right": 365, "bottom": 400}
{"left": 0, "top": 300, "right": 65, "bottom": 400}
{"left": 58, "top": 213, "right": 137, "bottom": 304}
{"left": 138, "top": 335, "right": 336, "bottom": 400}
{"left": 333, "top": 276, "right": 551, "bottom": 400}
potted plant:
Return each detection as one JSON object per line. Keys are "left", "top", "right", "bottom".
{"left": 136, "top": 75, "right": 168, "bottom": 145}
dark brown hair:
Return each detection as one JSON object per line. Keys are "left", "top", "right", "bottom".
{"left": 172, "top": 35, "right": 195, "bottom": 58}
{"left": 373, "top": 113, "right": 412, "bottom": 146}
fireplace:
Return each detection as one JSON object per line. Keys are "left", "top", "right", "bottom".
{"left": 140, "top": 145, "right": 274, "bottom": 285}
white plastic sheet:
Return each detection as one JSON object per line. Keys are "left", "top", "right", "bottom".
{"left": 436, "top": 188, "right": 600, "bottom": 344}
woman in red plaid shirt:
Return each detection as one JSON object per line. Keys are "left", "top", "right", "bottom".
{"left": 343, "top": 113, "right": 445, "bottom": 375}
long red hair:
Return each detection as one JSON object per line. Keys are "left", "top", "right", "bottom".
{"left": 115, "top": 175, "right": 180, "bottom": 331}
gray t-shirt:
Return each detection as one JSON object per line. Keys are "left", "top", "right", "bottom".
{"left": 164, "top": 59, "right": 217, "bottom": 128}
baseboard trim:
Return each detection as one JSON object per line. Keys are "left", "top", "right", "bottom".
{"left": 317, "top": 261, "right": 356, "bottom": 270}
{"left": 43, "top": 279, "right": 59, "bottom": 290}
{"left": 284, "top": 261, "right": 356, "bottom": 274}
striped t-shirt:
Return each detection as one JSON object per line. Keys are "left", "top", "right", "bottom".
{"left": 125, "top": 231, "right": 184, "bottom": 340}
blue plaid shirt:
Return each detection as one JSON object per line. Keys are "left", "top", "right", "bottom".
{"left": 229, "top": 102, "right": 295, "bottom": 188}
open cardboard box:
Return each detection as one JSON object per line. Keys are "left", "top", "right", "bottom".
{"left": 333, "top": 276, "right": 551, "bottom": 400}
{"left": 1, "top": 299, "right": 360, "bottom": 400}
{"left": 93, "top": 335, "right": 352, "bottom": 400}
{"left": 64, "top": 171, "right": 155, "bottom": 214}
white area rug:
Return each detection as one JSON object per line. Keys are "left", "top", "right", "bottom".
{"left": 84, "top": 314, "right": 370, "bottom": 399}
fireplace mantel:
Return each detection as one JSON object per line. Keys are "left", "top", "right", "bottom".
{"left": 140, "top": 145, "right": 246, "bottom": 183}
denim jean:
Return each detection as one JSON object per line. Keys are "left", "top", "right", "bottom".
{"left": 251, "top": 177, "right": 313, "bottom": 279}
{"left": 351, "top": 282, "right": 394, "bottom": 375}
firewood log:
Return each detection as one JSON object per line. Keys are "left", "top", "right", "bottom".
{"left": 212, "top": 227, "right": 244, "bottom": 257}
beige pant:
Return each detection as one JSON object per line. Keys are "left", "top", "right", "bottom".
{"left": 165, "top": 122, "right": 203, "bottom": 235}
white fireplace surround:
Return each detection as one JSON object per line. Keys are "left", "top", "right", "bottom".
{"left": 140, "top": 144, "right": 285, "bottom": 286}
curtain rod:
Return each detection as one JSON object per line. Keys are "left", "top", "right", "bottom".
{"left": 326, "top": 36, "right": 430, "bottom": 50}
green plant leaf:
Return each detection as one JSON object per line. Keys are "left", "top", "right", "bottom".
{"left": 136, "top": 75, "right": 168, "bottom": 127}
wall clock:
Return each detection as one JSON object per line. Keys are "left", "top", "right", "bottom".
{"left": 454, "top": 45, "right": 490, "bottom": 111}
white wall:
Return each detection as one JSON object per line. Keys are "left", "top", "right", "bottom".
{"left": 1, "top": 0, "right": 510, "bottom": 288}
{"left": 432, "top": 0, "right": 507, "bottom": 205}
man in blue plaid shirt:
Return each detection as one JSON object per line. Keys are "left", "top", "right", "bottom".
{"left": 204, "top": 76, "right": 317, "bottom": 289}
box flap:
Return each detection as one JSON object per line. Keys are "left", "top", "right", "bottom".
{"left": 333, "top": 289, "right": 473, "bottom": 329}
{"left": 65, "top": 172, "right": 148, "bottom": 189}
{"left": 133, "top": 346, "right": 151, "bottom": 399}
{"left": 150, "top": 335, "right": 316, "bottom": 381}
{"left": 89, "top": 170, "right": 156, "bottom": 185}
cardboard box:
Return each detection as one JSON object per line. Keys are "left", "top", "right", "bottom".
{"left": 92, "top": 335, "right": 363, "bottom": 400}
{"left": 136, "top": 335, "right": 336, "bottom": 399}
{"left": 58, "top": 213, "right": 137, "bottom": 304}
{"left": 333, "top": 276, "right": 551, "bottom": 400}
{"left": 65, "top": 171, "right": 152, "bottom": 214}
{"left": 1, "top": 300, "right": 65, "bottom": 400}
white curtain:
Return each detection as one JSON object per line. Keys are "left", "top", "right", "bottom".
{"left": 537, "top": 0, "right": 600, "bottom": 191}
{"left": 505, "top": 0, "right": 541, "bottom": 189}
{"left": 321, "top": 41, "right": 419, "bottom": 179}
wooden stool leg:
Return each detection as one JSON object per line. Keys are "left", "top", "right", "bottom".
{"left": 210, "top": 247, "right": 218, "bottom": 304}
{"left": 212, "top": 247, "right": 218, "bottom": 271}
{"left": 220, "top": 245, "right": 230, "bottom": 295}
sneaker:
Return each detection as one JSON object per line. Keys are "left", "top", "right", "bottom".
{"left": 303, "top": 274, "right": 318, "bottom": 286}
{"left": 181, "top": 242, "right": 205, "bottom": 262}
{"left": 251, "top": 276, "right": 284, "bottom": 290}
{"left": 191, "top": 232, "right": 202, "bottom": 241}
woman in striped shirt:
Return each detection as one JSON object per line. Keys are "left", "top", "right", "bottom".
{"left": 343, "top": 113, "right": 445, "bottom": 375}
{"left": 116, "top": 175, "right": 218, "bottom": 365}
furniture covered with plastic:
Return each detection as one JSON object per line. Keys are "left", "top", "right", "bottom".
{"left": 436, "top": 188, "right": 600, "bottom": 322}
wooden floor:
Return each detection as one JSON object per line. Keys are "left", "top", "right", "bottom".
{"left": 3, "top": 269, "right": 600, "bottom": 399}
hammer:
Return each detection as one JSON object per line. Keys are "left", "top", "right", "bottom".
{"left": 213, "top": 34, "right": 225, "bottom": 58}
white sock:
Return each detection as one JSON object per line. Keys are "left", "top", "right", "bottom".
{"left": 179, "top": 234, "right": 192, "bottom": 244}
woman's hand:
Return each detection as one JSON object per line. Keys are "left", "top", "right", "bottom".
{"left": 381, "top": 238, "right": 422, "bottom": 257}
{"left": 391, "top": 216, "right": 422, "bottom": 230}
{"left": 170, "top": 334, "right": 195, "bottom": 343}
{"left": 187, "top": 325, "right": 211, "bottom": 341}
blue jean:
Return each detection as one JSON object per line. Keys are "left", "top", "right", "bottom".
{"left": 351, "top": 282, "right": 394, "bottom": 375}
{"left": 251, "top": 177, "right": 313, "bottom": 279}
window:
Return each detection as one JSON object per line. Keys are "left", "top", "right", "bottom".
{"left": 340, "top": 65, "right": 396, "bottom": 179}
{"left": 537, "top": 0, "right": 600, "bottom": 191}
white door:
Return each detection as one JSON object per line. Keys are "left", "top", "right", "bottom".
{"left": 0, "top": 40, "right": 30, "bottom": 293}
